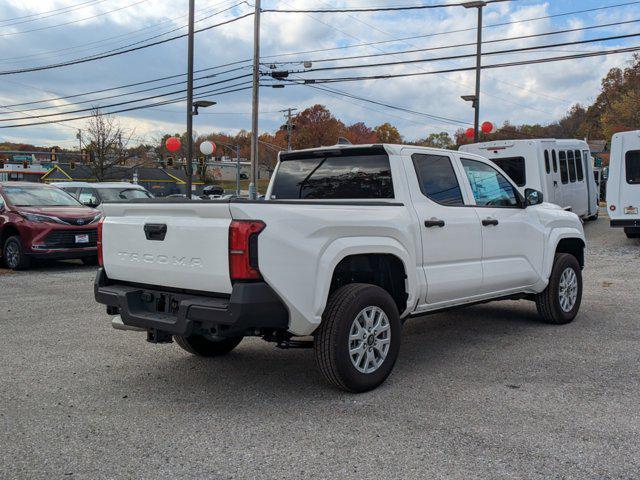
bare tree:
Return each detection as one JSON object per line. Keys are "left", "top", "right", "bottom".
{"left": 84, "top": 107, "right": 133, "bottom": 180}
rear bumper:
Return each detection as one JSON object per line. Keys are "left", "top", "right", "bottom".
{"left": 610, "top": 219, "right": 640, "bottom": 228}
{"left": 94, "top": 268, "right": 288, "bottom": 337}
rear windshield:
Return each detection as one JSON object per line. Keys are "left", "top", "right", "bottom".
{"left": 3, "top": 185, "right": 80, "bottom": 206}
{"left": 626, "top": 150, "right": 640, "bottom": 184}
{"left": 490, "top": 157, "right": 526, "bottom": 187}
{"left": 99, "top": 187, "right": 152, "bottom": 202}
{"left": 270, "top": 147, "right": 394, "bottom": 199}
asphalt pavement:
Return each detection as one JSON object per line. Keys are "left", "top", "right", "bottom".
{"left": 1, "top": 215, "right": 639, "bottom": 479}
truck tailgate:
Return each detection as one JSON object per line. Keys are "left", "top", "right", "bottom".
{"left": 101, "top": 202, "right": 233, "bottom": 294}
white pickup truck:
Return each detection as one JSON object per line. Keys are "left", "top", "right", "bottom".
{"left": 95, "top": 144, "right": 586, "bottom": 392}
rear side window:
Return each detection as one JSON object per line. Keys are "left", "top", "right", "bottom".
{"left": 552, "top": 150, "right": 558, "bottom": 173}
{"left": 544, "top": 150, "right": 550, "bottom": 174}
{"left": 271, "top": 148, "right": 394, "bottom": 199}
{"left": 412, "top": 154, "right": 464, "bottom": 206}
{"left": 626, "top": 150, "right": 640, "bottom": 184}
{"left": 491, "top": 156, "right": 526, "bottom": 187}
{"left": 574, "top": 150, "right": 584, "bottom": 181}
{"left": 567, "top": 150, "right": 577, "bottom": 182}
{"left": 559, "top": 151, "right": 568, "bottom": 184}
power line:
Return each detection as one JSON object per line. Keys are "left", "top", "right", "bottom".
{"left": 0, "top": 0, "right": 106, "bottom": 24}
{"left": 0, "top": 11, "right": 255, "bottom": 76}
{"left": 287, "top": 45, "right": 640, "bottom": 85}
{"left": 262, "top": 0, "right": 513, "bottom": 13}
{"left": 266, "top": 18, "right": 640, "bottom": 65}
{"left": 0, "top": 0, "right": 153, "bottom": 37}
{"left": 295, "top": 32, "right": 640, "bottom": 74}
{"left": 0, "top": 85, "right": 254, "bottom": 129}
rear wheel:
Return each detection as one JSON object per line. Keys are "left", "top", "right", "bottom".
{"left": 314, "top": 283, "right": 401, "bottom": 393}
{"left": 624, "top": 227, "right": 640, "bottom": 239}
{"left": 174, "top": 334, "right": 243, "bottom": 357}
{"left": 535, "top": 253, "right": 582, "bottom": 325}
{"left": 3, "top": 236, "right": 31, "bottom": 270}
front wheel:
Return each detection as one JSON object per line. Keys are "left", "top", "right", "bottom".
{"left": 3, "top": 236, "right": 31, "bottom": 270}
{"left": 535, "top": 253, "right": 582, "bottom": 324}
{"left": 314, "top": 284, "right": 401, "bottom": 393}
{"left": 174, "top": 334, "right": 243, "bottom": 357}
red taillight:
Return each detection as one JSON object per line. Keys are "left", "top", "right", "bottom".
{"left": 229, "top": 220, "right": 265, "bottom": 281}
{"left": 97, "top": 217, "right": 105, "bottom": 266}
{"left": 609, "top": 204, "right": 616, "bottom": 212}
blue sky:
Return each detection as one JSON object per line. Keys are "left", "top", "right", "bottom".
{"left": 0, "top": 0, "right": 638, "bottom": 148}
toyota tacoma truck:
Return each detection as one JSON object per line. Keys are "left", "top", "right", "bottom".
{"left": 95, "top": 144, "right": 586, "bottom": 392}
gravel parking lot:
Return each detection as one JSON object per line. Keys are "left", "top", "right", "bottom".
{"left": 1, "top": 215, "right": 639, "bottom": 479}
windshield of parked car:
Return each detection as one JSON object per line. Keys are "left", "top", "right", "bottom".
{"left": 271, "top": 147, "right": 394, "bottom": 199}
{"left": 3, "top": 186, "right": 81, "bottom": 206}
{"left": 98, "top": 187, "right": 152, "bottom": 202}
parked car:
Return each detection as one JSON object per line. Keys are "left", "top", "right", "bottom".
{"left": 202, "top": 185, "right": 225, "bottom": 196}
{"left": 94, "top": 144, "right": 586, "bottom": 392}
{"left": 607, "top": 130, "right": 640, "bottom": 239}
{"left": 0, "top": 182, "right": 101, "bottom": 269}
{"left": 51, "top": 182, "right": 152, "bottom": 212}
{"left": 460, "top": 139, "right": 599, "bottom": 220}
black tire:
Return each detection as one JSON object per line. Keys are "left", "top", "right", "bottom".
{"left": 535, "top": 253, "right": 582, "bottom": 325}
{"left": 624, "top": 228, "right": 640, "bottom": 239}
{"left": 586, "top": 212, "right": 598, "bottom": 221}
{"left": 314, "top": 283, "right": 401, "bottom": 393}
{"left": 174, "top": 334, "right": 243, "bottom": 357}
{"left": 81, "top": 256, "right": 99, "bottom": 266}
{"left": 3, "top": 236, "right": 31, "bottom": 270}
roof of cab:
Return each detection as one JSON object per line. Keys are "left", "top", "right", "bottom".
{"left": 277, "top": 143, "right": 474, "bottom": 159}
{"left": 50, "top": 181, "right": 146, "bottom": 189}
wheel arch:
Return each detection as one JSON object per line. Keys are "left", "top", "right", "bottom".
{"left": 542, "top": 229, "right": 586, "bottom": 280}
{"left": 0, "top": 224, "right": 20, "bottom": 252}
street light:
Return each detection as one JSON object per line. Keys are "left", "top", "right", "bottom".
{"left": 193, "top": 100, "right": 216, "bottom": 115}
{"left": 462, "top": 1, "right": 486, "bottom": 143}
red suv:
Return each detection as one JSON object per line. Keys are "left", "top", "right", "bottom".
{"left": 0, "top": 182, "right": 101, "bottom": 270}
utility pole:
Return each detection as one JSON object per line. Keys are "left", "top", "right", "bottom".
{"left": 281, "top": 107, "right": 297, "bottom": 151}
{"left": 185, "top": 0, "right": 196, "bottom": 198}
{"left": 462, "top": 1, "right": 485, "bottom": 143}
{"left": 249, "top": 0, "right": 261, "bottom": 200}
{"left": 76, "top": 129, "right": 82, "bottom": 152}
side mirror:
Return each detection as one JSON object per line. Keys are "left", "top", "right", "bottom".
{"left": 525, "top": 188, "right": 543, "bottom": 207}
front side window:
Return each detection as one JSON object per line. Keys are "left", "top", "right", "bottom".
{"left": 412, "top": 153, "right": 464, "bottom": 206}
{"left": 567, "top": 150, "right": 576, "bottom": 183}
{"left": 271, "top": 147, "right": 394, "bottom": 199}
{"left": 99, "top": 188, "right": 152, "bottom": 202}
{"left": 626, "top": 150, "right": 640, "bottom": 184}
{"left": 461, "top": 158, "right": 519, "bottom": 208}
{"left": 491, "top": 156, "right": 526, "bottom": 187}
{"left": 559, "top": 151, "right": 568, "bottom": 184}
{"left": 3, "top": 186, "right": 80, "bottom": 206}
{"left": 575, "top": 150, "right": 584, "bottom": 181}
{"left": 78, "top": 188, "right": 99, "bottom": 206}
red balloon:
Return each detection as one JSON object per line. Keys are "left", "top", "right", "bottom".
{"left": 465, "top": 127, "right": 475, "bottom": 139}
{"left": 481, "top": 121, "right": 495, "bottom": 134}
{"left": 166, "top": 137, "right": 181, "bottom": 152}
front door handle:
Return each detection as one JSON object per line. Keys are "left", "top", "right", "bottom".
{"left": 482, "top": 218, "right": 499, "bottom": 227}
{"left": 424, "top": 219, "right": 445, "bottom": 228}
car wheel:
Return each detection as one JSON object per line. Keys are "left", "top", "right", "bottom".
{"left": 624, "top": 228, "right": 640, "bottom": 239}
{"left": 314, "top": 283, "right": 401, "bottom": 393}
{"left": 535, "top": 253, "right": 582, "bottom": 325}
{"left": 81, "top": 256, "right": 99, "bottom": 266}
{"left": 3, "top": 236, "right": 31, "bottom": 270}
{"left": 174, "top": 334, "right": 243, "bottom": 357}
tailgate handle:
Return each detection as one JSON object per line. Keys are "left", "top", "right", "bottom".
{"left": 144, "top": 223, "right": 167, "bottom": 241}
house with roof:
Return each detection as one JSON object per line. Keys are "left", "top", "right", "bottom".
{"left": 41, "top": 163, "right": 206, "bottom": 196}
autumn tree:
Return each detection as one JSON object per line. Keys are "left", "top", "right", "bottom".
{"left": 374, "top": 122, "right": 402, "bottom": 143}
{"left": 292, "top": 104, "right": 346, "bottom": 149}
{"left": 416, "top": 131, "right": 454, "bottom": 149}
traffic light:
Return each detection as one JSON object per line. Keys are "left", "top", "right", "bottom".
{"left": 198, "top": 156, "right": 205, "bottom": 166}
{"left": 0, "top": 160, "right": 4, "bottom": 169}
{"left": 166, "top": 156, "right": 174, "bottom": 167}
{"left": 22, "top": 160, "right": 29, "bottom": 169}
{"left": 50, "top": 147, "right": 57, "bottom": 162}
{"left": 70, "top": 161, "right": 76, "bottom": 170}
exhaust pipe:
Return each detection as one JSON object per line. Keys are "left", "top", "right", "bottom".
{"left": 111, "top": 315, "right": 145, "bottom": 332}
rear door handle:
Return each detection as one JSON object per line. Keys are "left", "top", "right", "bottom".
{"left": 482, "top": 218, "right": 499, "bottom": 226}
{"left": 424, "top": 219, "right": 445, "bottom": 228}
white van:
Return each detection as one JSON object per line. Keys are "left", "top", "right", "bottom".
{"left": 606, "top": 130, "right": 640, "bottom": 239}
{"left": 460, "top": 139, "right": 599, "bottom": 220}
